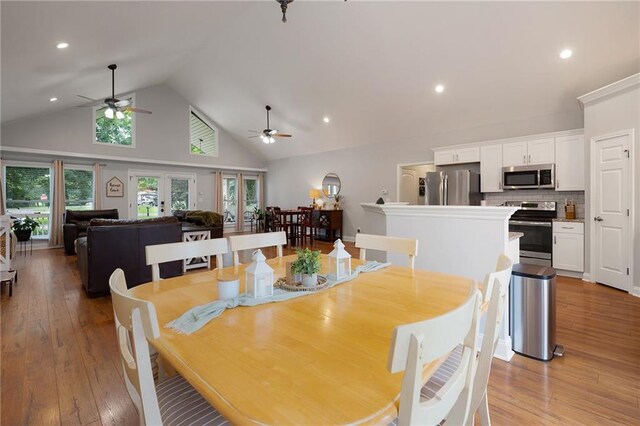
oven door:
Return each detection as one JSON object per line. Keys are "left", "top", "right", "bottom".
{"left": 509, "top": 220, "right": 553, "bottom": 265}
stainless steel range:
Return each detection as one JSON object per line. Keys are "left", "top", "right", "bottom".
{"left": 505, "top": 201, "right": 557, "bottom": 266}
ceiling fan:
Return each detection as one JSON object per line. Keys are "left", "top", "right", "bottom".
{"left": 77, "top": 64, "right": 152, "bottom": 119}
{"left": 249, "top": 105, "right": 292, "bottom": 144}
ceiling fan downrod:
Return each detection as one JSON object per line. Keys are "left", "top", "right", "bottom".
{"left": 277, "top": 0, "right": 294, "bottom": 23}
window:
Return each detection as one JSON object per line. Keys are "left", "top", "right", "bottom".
{"left": 4, "top": 165, "right": 51, "bottom": 238}
{"left": 190, "top": 109, "right": 218, "bottom": 157}
{"left": 94, "top": 95, "right": 135, "bottom": 146}
{"left": 64, "top": 167, "right": 94, "bottom": 211}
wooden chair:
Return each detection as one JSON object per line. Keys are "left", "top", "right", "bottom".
{"left": 466, "top": 254, "right": 513, "bottom": 426}
{"left": 109, "top": 269, "right": 228, "bottom": 426}
{"left": 228, "top": 231, "right": 287, "bottom": 266}
{"left": 145, "top": 238, "right": 229, "bottom": 281}
{"left": 387, "top": 284, "right": 482, "bottom": 426}
{"left": 265, "top": 206, "right": 283, "bottom": 233}
{"left": 417, "top": 254, "right": 513, "bottom": 426}
{"left": 355, "top": 233, "right": 418, "bottom": 269}
{"left": 297, "top": 207, "right": 314, "bottom": 246}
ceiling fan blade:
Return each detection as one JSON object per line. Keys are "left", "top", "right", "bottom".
{"left": 77, "top": 94, "right": 102, "bottom": 102}
{"left": 248, "top": 135, "right": 260, "bottom": 138}
{"left": 268, "top": 129, "right": 278, "bottom": 135}
{"left": 125, "top": 107, "right": 152, "bottom": 114}
{"left": 115, "top": 99, "right": 130, "bottom": 108}
{"left": 274, "top": 133, "right": 292, "bottom": 138}
{"left": 248, "top": 130, "right": 262, "bottom": 134}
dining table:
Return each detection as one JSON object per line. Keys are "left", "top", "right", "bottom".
{"left": 130, "top": 255, "right": 474, "bottom": 425}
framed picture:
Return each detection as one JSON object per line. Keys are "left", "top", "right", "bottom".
{"left": 106, "top": 176, "right": 124, "bottom": 197}
{"left": 419, "top": 186, "right": 425, "bottom": 196}
{"left": 418, "top": 177, "right": 425, "bottom": 186}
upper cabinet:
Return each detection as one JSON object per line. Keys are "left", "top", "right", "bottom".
{"left": 555, "top": 135, "right": 585, "bottom": 191}
{"left": 503, "top": 138, "right": 555, "bottom": 167}
{"left": 480, "top": 144, "right": 503, "bottom": 192}
{"left": 434, "top": 146, "right": 480, "bottom": 165}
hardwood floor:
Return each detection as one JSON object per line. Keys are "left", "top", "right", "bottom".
{"left": 2, "top": 243, "right": 639, "bottom": 425}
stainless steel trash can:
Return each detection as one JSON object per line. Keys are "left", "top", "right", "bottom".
{"left": 510, "top": 264, "right": 559, "bottom": 361}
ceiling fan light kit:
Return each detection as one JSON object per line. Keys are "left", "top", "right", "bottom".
{"left": 77, "top": 63, "right": 152, "bottom": 119}
{"left": 249, "top": 105, "right": 293, "bottom": 144}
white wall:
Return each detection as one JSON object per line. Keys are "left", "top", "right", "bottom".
{"left": 1, "top": 83, "right": 266, "bottom": 170}
{"left": 266, "top": 110, "right": 583, "bottom": 239}
{"left": 583, "top": 84, "right": 640, "bottom": 291}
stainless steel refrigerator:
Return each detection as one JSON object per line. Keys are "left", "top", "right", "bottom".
{"left": 424, "top": 170, "right": 481, "bottom": 205}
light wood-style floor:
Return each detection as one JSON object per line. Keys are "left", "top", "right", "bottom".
{"left": 2, "top": 242, "right": 639, "bottom": 425}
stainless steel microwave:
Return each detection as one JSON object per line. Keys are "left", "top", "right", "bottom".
{"left": 502, "top": 164, "right": 555, "bottom": 189}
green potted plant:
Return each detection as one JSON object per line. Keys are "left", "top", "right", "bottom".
{"left": 291, "top": 248, "right": 322, "bottom": 287}
{"left": 12, "top": 216, "right": 40, "bottom": 242}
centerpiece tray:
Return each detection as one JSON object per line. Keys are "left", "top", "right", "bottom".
{"left": 276, "top": 275, "right": 328, "bottom": 292}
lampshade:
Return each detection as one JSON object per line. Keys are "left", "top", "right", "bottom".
{"left": 309, "top": 189, "right": 322, "bottom": 199}
{"left": 104, "top": 108, "right": 114, "bottom": 119}
{"left": 115, "top": 110, "right": 125, "bottom": 120}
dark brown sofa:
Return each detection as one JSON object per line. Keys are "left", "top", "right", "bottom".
{"left": 76, "top": 216, "right": 183, "bottom": 297}
{"left": 63, "top": 209, "right": 119, "bottom": 255}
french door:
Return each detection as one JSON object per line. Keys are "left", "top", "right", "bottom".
{"left": 129, "top": 171, "right": 196, "bottom": 219}
{"left": 222, "top": 175, "right": 237, "bottom": 226}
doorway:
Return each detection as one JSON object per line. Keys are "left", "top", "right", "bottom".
{"left": 590, "top": 130, "right": 634, "bottom": 292}
{"left": 397, "top": 163, "right": 435, "bottom": 205}
{"left": 129, "top": 171, "right": 196, "bottom": 219}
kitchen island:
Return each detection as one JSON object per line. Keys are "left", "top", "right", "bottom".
{"left": 361, "top": 203, "right": 519, "bottom": 360}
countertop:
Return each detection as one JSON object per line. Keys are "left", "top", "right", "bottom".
{"left": 509, "top": 232, "right": 524, "bottom": 241}
{"left": 552, "top": 218, "right": 584, "bottom": 223}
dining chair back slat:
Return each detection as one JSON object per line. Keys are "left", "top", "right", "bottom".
{"left": 388, "top": 284, "right": 482, "bottom": 426}
{"left": 355, "top": 233, "right": 418, "bottom": 269}
{"left": 145, "top": 238, "right": 229, "bottom": 281}
{"left": 228, "top": 231, "right": 287, "bottom": 266}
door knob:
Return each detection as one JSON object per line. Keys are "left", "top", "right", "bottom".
{"left": 594, "top": 216, "right": 603, "bottom": 222}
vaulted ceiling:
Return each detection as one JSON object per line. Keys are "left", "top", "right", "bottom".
{"left": 2, "top": 1, "right": 639, "bottom": 161}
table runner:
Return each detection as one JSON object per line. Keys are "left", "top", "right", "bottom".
{"left": 166, "top": 260, "right": 391, "bottom": 334}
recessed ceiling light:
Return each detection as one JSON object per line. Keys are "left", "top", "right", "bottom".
{"left": 56, "top": 42, "right": 69, "bottom": 49}
{"left": 435, "top": 84, "right": 445, "bottom": 93}
{"left": 560, "top": 49, "right": 572, "bottom": 59}
{"left": 323, "top": 116, "right": 330, "bottom": 123}
{"left": 49, "top": 97, "right": 58, "bottom": 102}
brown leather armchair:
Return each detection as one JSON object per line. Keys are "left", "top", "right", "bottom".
{"left": 63, "top": 209, "right": 119, "bottom": 255}
{"left": 76, "top": 217, "right": 183, "bottom": 297}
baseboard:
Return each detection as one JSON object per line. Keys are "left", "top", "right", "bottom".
{"left": 582, "top": 272, "right": 594, "bottom": 282}
{"left": 475, "top": 333, "right": 514, "bottom": 362}
{"left": 631, "top": 286, "right": 640, "bottom": 298}
{"left": 555, "top": 269, "right": 584, "bottom": 279}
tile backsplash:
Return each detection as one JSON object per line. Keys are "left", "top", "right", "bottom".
{"left": 484, "top": 190, "right": 585, "bottom": 219}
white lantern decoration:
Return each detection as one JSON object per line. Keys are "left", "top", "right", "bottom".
{"left": 245, "top": 249, "right": 274, "bottom": 299}
{"left": 328, "top": 239, "right": 351, "bottom": 279}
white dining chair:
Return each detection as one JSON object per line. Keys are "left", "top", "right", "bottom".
{"left": 146, "top": 238, "right": 229, "bottom": 281}
{"left": 387, "top": 284, "right": 482, "bottom": 426}
{"left": 416, "top": 254, "right": 513, "bottom": 426}
{"left": 355, "top": 233, "right": 418, "bottom": 269}
{"left": 109, "top": 269, "right": 228, "bottom": 426}
{"left": 228, "top": 231, "right": 287, "bottom": 266}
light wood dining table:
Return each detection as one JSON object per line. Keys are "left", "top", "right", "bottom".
{"left": 130, "top": 255, "right": 474, "bottom": 425}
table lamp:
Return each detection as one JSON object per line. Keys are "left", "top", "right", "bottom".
{"left": 309, "top": 189, "right": 323, "bottom": 208}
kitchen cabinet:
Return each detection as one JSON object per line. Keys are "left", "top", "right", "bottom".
{"left": 503, "top": 138, "right": 555, "bottom": 167}
{"left": 553, "top": 221, "right": 584, "bottom": 272}
{"left": 555, "top": 134, "right": 585, "bottom": 191}
{"left": 434, "top": 146, "right": 480, "bottom": 165}
{"left": 480, "top": 144, "right": 503, "bottom": 192}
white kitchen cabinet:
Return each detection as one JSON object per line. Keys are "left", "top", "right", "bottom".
{"left": 433, "top": 146, "right": 480, "bottom": 165}
{"left": 555, "top": 134, "right": 585, "bottom": 191}
{"left": 553, "top": 221, "right": 584, "bottom": 272}
{"left": 480, "top": 144, "right": 503, "bottom": 192}
{"left": 503, "top": 138, "right": 555, "bottom": 167}
{"left": 502, "top": 141, "right": 528, "bottom": 166}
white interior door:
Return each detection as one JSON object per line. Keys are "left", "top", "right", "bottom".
{"left": 594, "top": 133, "right": 630, "bottom": 291}
{"left": 399, "top": 168, "right": 417, "bottom": 205}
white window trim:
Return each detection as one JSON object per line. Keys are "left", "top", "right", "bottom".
{"left": 3, "top": 160, "right": 53, "bottom": 240}
{"left": 92, "top": 92, "right": 137, "bottom": 148}
{"left": 189, "top": 106, "right": 219, "bottom": 158}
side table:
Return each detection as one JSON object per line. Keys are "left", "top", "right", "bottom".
{"left": 1, "top": 270, "right": 17, "bottom": 297}
{"left": 182, "top": 229, "right": 212, "bottom": 271}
